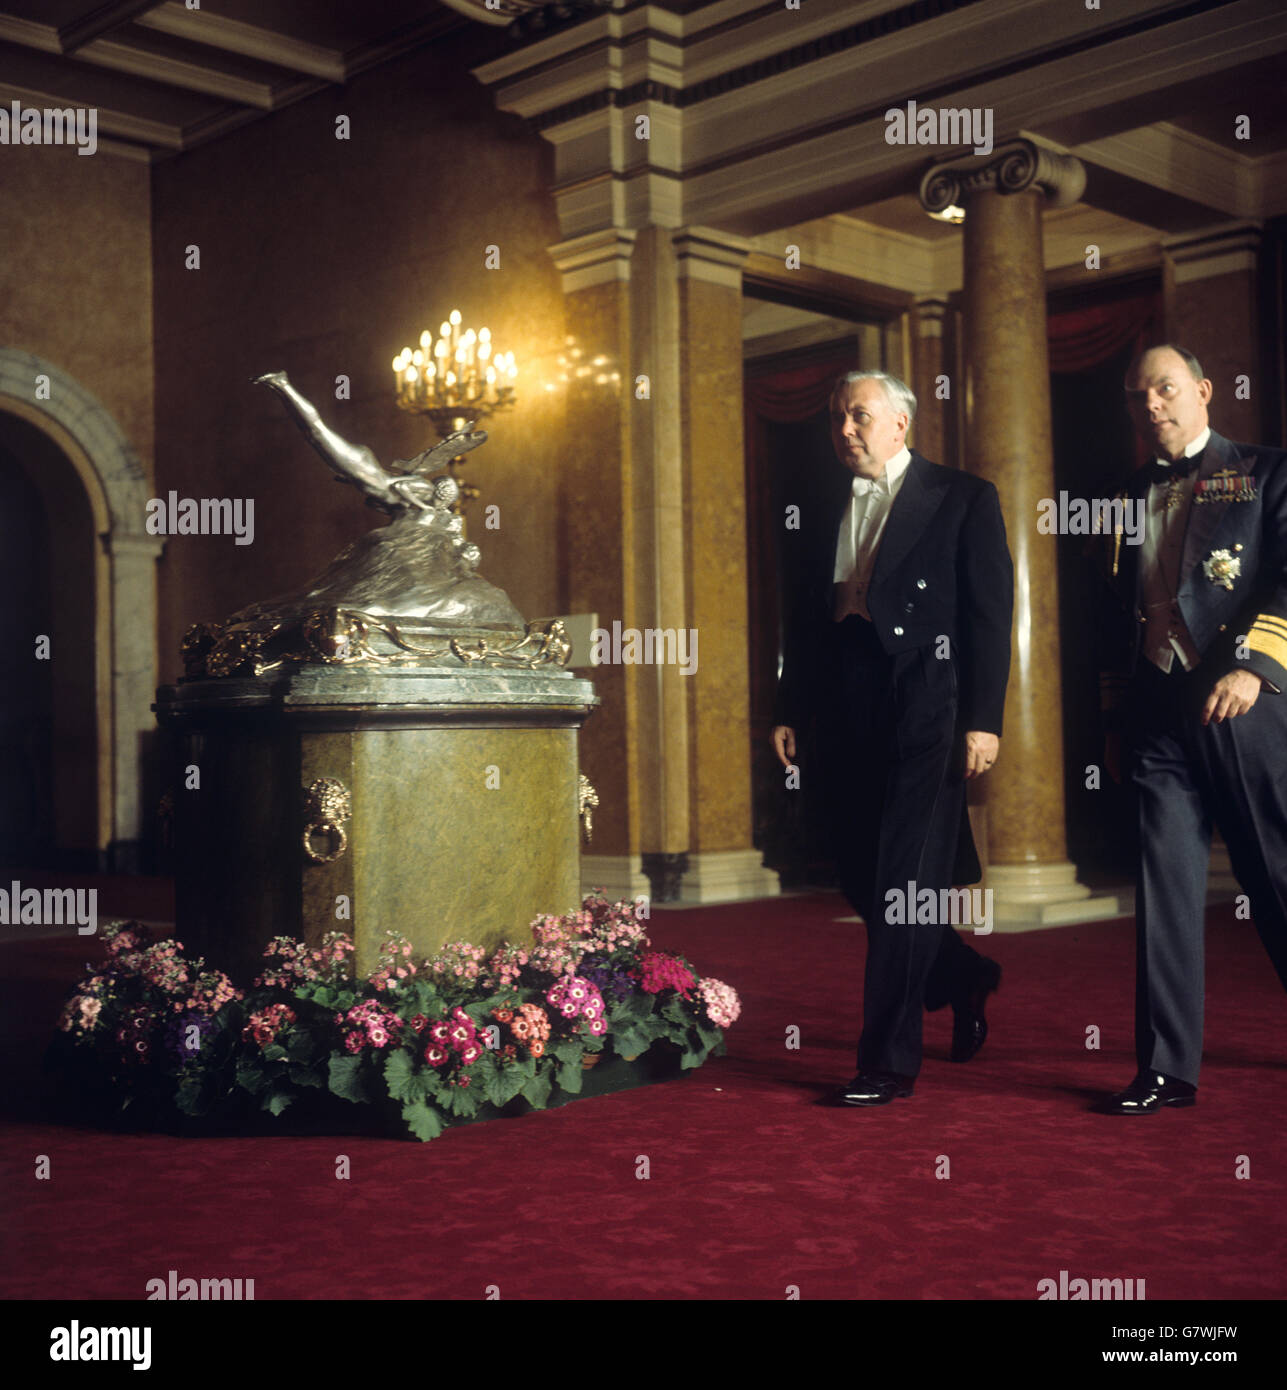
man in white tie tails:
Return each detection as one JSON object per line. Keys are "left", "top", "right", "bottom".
{"left": 772, "top": 371, "right": 1013, "bottom": 1105}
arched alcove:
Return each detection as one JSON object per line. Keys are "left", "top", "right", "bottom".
{"left": 0, "top": 349, "right": 163, "bottom": 870}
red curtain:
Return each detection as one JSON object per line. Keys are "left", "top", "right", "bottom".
{"left": 1047, "top": 289, "right": 1159, "bottom": 375}
{"left": 743, "top": 355, "right": 851, "bottom": 422}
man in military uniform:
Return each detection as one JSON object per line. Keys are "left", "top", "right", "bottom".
{"left": 1102, "top": 344, "right": 1287, "bottom": 1114}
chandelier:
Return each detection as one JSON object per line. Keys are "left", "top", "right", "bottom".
{"left": 391, "top": 310, "right": 517, "bottom": 512}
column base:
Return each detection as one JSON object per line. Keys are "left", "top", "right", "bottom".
{"left": 677, "top": 849, "right": 781, "bottom": 904}
{"left": 580, "top": 855, "right": 652, "bottom": 904}
{"left": 986, "top": 860, "right": 1121, "bottom": 931}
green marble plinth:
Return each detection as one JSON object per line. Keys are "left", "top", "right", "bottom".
{"left": 154, "top": 667, "right": 597, "bottom": 978}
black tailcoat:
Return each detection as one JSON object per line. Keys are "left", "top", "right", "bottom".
{"left": 773, "top": 450, "right": 1014, "bottom": 1076}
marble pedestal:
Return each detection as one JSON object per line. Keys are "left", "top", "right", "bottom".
{"left": 155, "top": 667, "right": 597, "bottom": 979}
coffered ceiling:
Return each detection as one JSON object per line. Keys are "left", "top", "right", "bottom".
{"left": 0, "top": 0, "right": 471, "bottom": 159}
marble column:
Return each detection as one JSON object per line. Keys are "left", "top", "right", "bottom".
{"left": 549, "top": 225, "right": 779, "bottom": 904}
{"left": 547, "top": 230, "right": 651, "bottom": 903}
{"left": 920, "top": 141, "right": 1116, "bottom": 926}
{"left": 911, "top": 295, "right": 950, "bottom": 466}
{"left": 673, "top": 227, "right": 778, "bottom": 904}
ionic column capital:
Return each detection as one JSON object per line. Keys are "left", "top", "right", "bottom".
{"left": 918, "top": 138, "right": 1086, "bottom": 219}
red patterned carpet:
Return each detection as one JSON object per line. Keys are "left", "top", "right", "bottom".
{"left": 2, "top": 889, "right": 1286, "bottom": 1300}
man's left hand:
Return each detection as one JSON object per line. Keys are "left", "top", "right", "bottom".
{"left": 1202, "top": 669, "right": 1264, "bottom": 725}
{"left": 965, "top": 731, "right": 1000, "bottom": 779}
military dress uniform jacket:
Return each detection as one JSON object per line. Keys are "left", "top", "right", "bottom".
{"left": 773, "top": 450, "right": 1013, "bottom": 738}
{"left": 1106, "top": 430, "right": 1287, "bottom": 692}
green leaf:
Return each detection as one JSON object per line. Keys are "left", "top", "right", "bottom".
{"left": 383, "top": 1049, "right": 432, "bottom": 1103}
{"left": 287, "top": 1064, "right": 322, "bottom": 1088}
{"left": 263, "top": 1090, "right": 294, "bottom": 1116}
{"left": 610, "top": 1017, "right": 662, "bottom": 1059}
{"left": 609, "top": 992, "right": 653, "bottom": 1027}
{"left": 263, "top": 1043, "right": 288, "bottom": 1063}
{"left": 235, "top": 1062, "right": 267, "bottom": 1095}
{"left": 286, "top": 1030, "right": 316, "bottom": 1063}
{"left": 660, "top": 995, "right": 691, "bottom": 1027}
{"left": 520, "top": 1065, "right": 553, "bottom": 1111}
{"left": 175, "top": 1076, "right": 208, "bottom": 1116}
{"left": 483, "top": 1059, "right": 528, "bottom": 1109}
{"left": 327, "top": 1053, "right": 373, "bottom": 1104}
{"left": 441, "top": 1081, "right": 481, "bottom": 1118}
{"left": 556, "top": 1057, "right": 584, "bottom": 1095}
{"left": 401, "top": 1100, "right": 443, "bottom": 1142}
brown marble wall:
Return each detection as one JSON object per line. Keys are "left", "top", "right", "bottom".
{"left": 680, "top": 275, "right": 753, "bottom": 851}
{"left": 151, "top": 29, "right": 568, "bottom": 687}
{"left": 0, "top": 145, "right": 154, "bottom": 476}
{"left": 1171, "top": 270, "right": 1260, "bottom": 445}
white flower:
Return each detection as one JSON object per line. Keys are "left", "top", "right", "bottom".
{"left": 1203, "top": 550, "right": 1240, "bottom": 591}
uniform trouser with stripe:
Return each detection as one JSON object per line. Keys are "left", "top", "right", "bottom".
{"left": 1129, "top": 659, "right": 1287, "bottom": 1085}
{"left": 817, "top": 615, "right": 986, "bottom": 1078}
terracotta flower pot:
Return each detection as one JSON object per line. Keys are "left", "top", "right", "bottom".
{"left": 581, "top": 1053, "right": 601, "bottom": 1070}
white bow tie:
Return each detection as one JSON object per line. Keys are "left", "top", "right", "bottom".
{"left": 852, "top": 475, "right": 885, "bottom": 498}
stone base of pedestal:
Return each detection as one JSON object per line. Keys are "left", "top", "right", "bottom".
{"left": 155, "top": 666, "right": 597, "bottom": 978}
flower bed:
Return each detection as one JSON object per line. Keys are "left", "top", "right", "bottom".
{"left": 46, "top": 893, "right": 739, "bottom": 1142}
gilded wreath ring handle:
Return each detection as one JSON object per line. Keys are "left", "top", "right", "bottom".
{"left": 302, "top": 777, "right": 351, "bottom": 864}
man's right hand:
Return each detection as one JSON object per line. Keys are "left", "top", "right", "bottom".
{"left": 771, "top": 725, "right": 797, "bottom": 769}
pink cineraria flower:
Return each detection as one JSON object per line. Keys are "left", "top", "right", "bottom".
{"left": 697, "top": 978, "right": 741, "bottom": 1028}
{"left": 338, "top": 999, "right": 403, "bottom": 1053}
{"left": 241, "top": 1003, "right": 296, "bottom": 1048}
{"left": 635, "top": 952, "right": 696, "bottom": 999}
{"left": 545, "top": 976, "right": 606, "bottom": 1027}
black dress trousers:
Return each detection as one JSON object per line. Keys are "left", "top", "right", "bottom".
{"left": 818, "top": 613, "right": 984, "bottom": 1077}
{"left": 1128, "top": 658, "right": 1287, "bottom": 1085}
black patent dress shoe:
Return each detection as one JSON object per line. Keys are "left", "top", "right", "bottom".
{"left": 1098, "top": 1071, "right": 1197, "bottom": 1115}
{"left": 837, "top": 1072, "right": 915, "bottom": 1106}
{"left": 951, "top": 958, "right": 1001, "bottom": 1062}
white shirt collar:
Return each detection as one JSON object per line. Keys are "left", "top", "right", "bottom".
{"left": 852, "top": 446, "right": 912, "bottom": 497}
{"left": 1155, "top": 426, "right": 1210, "bottom": 467}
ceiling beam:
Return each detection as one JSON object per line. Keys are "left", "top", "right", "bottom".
{"left": 0, "top": 80, "right": 182, "bottom": 149}
{"left": 59, "top": 0, "right": 165, "bottom": 55}
{"left": 77, "top": 36, "right": 277, "bottom": 110}
{"left": 136, "top": 2, "right": 346, "bottom": 82}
